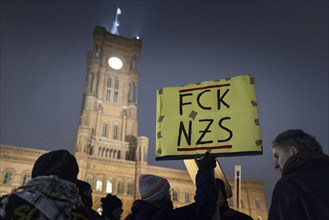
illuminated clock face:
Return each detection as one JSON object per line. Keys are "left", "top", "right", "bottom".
{"left": 108, "top": 57, "right": 123, "bottom": 70}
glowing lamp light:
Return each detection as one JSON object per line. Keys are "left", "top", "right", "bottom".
{"left": 108, "top": 57, "right": 123, "bottom": 70}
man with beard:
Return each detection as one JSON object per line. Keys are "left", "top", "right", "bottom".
{"left": 268, "top": 129, "right": 329, "bottom": 220}
{"left": 125, "top": 152, "right": 218, "bottom": 220}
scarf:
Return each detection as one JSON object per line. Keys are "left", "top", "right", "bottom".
{"left": 13, "top": 175, "right": 81, "bottom": 219}
{"left": 282, "top": 151, "right": 329, "bottom": 176}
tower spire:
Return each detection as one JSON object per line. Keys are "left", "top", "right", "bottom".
{"left": 110, "top": 8, "right": 121, "bottom": 35}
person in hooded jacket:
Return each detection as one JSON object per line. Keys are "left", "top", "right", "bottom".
{"left": 268, "top": 129, "right": 329, "bottom": 220}
{"left": 125, "top": 152, "right": 217, "bottom": 220}
{"left": 0, "top": 149, "right": 91, "bottom": 220}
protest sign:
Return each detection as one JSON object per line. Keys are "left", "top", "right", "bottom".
{"left": 156, "top": 75, "right": 262, "bottom": 160}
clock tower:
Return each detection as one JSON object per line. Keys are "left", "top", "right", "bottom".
{"left": 74, "top": 26, "right": 148, "bottom": 165}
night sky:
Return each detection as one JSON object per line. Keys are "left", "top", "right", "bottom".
{"left": 1, "top": 1, "right": 328, "bottom": 208}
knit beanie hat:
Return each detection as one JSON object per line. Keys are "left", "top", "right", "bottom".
{"left": 138, "top": 174, "right": 170, "bottom": 202}
{"left": 32, "top": 149, "right": 79, "bottom": 183}
{"left": 101, "top": 194, "right": 123, "bottom": 214}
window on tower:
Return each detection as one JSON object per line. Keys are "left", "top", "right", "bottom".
{"left": 102, "top": 123, "right": 108, "bottom": 137}
{"left": 114, "top": 91, "right": 118, "bottom": 102}
{"left": 113, "top": 79, "right": 119, "bottom": 103}
{"left": 106, "top": 77, "right": 112, "bottom": 101}
{"left": 114, "top": 79, "right": 119, "bottom": 89}
{"left": 113, "top": 124, "right": 119, "bottom": 140}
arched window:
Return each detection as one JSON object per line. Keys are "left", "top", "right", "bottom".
{"left": 102, "top": 123, "right": 108, "bottom": 137}
{"left": 117, "top": 180, "right": 124, "bottom": 194}
{"left": 22, "top": 173, "right": 31, "bottom": 185}
{"left": 127, "top": 181, "right": 133, "bottom": 195}
{"left": 96, "top": 179, "right": 103, "bottom": 192}
{"left": 113, "top": 124, "right": 119, "bottom": 140}
{"left": 3, "top": 170, "right": 13, "bottom": 184}
{"left": 184, "top": 191, "right": 190, "bottom": 203}
{"left": 106, "top": 180, "right": 113, "bottom": 193}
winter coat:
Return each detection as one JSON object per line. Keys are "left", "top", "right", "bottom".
{"left": 125, "top": 167, "right": 217, "bottom": 220}
{"left": 268, "top": 152, "right": 329, "bottom": 220}
{"left": 0, "top": 176, "right": 91, "bottom": 220}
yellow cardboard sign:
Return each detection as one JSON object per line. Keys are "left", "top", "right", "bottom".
{"left": 156, "top": 75, "right": 262, "bottom": 160}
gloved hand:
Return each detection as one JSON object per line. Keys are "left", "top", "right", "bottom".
{"left": 198, "top": 151, "right": 216, "bottom": 169}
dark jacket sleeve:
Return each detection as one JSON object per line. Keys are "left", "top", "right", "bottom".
{"left": 162, "top": 166, "right": 217, "bottom": 220}
{"left": 193, "top": 166, "right": 217, "bottom": 219}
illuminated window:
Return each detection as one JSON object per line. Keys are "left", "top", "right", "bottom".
{"left": 96, "top": 179, "right": 103, "bottom": 192}
{"left": 3, "top": 171, "right": 13, "bottom": 184}
{"left": 22, "top": 173, "right": 31, "bottom": 185}
{"left": 106, "top": 180, "right": 113, "bottom": 193}
{"left": 117, "top": 180, "right": 124, "bottom": 194}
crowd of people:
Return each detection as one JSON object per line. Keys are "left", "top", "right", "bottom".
{"left": 0, "top": 129, "right": 328, "bottom": 220}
